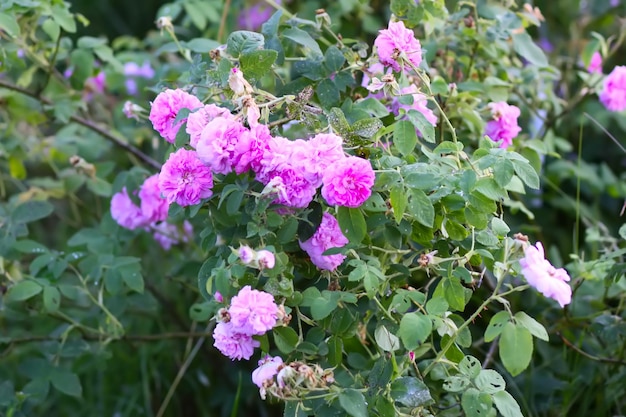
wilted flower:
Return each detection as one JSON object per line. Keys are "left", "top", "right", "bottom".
{"left": 151, "top": 220, "right": 193, "bottom": 250}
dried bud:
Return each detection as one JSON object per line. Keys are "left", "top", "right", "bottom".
{"left": 155, "top": 16, "right": 173, "bottom": 31}
{"left": 464, "top": 16, "right": 475, "bottom": 28}
{"left": 228, "top": 68, "right": 253, "bottom": 96}
{"left": 70, "top": 155, "right": 96, "bottom": 178}
{"left": 315, "top": 9, "right": 331, "bottom": 28}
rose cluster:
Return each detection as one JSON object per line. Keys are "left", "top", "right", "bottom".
{"left": 252, "top": 356, "right": 335, "bottom": 399}
{"left": 110, "top": 173, "right": 192, "bottom": 250}
{"left": 213, "top": 286, "right": 279, "bottom": 360}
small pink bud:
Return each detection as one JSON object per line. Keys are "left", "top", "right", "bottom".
{"left": 256, "top": 250, "right": 275, "bottom": 269}
{"left": 214, "top": 291, "right": 224, "bottom": 303}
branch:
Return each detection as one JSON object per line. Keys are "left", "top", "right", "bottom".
{"left": 0, "top": 79, "right": 161, "bottom": 170}
{"left": 557, "top": 332, "right": 626, "bottom": 366}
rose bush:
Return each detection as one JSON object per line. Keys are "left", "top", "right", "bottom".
{"left": 1, "top": 0, "right": 625, "bottom": 416}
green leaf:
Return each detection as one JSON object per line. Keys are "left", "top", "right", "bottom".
{"left": 13, "top": 239, "right": 48, "bottom": 254}
{"left": 491, "top": 217, "right": 510, "bottom": 237}
{"left": 435, "top": 277, "right": 466, "bottom": 311}
{"left": 408, "top": 189, "right": 434, "bottom": 227}
{"left": 337, "top": 207, "right": 366, "bottom": 244}
{"left": 390, "top": 186, "right": 407, "bottom": 224}
{"left": 324, "top": 45, "right": 345, "bottom": 72}
{"left": 273, "top": 326, "right": 300, "bottom": 354}
{"left": 443, "top": 375, "right": 471, "bottom": 393}
{"left": 338, "top": 389, "right": 368, "bottom": 417}
{"left": 43, "top": 286, "right": 61, "bottom": 313}
{"left": 399, "top": 312, "right": 432, "bottom": 350}
{"left": 475, "top": 369, "right": 506, "bottom": 394}
{"left": 51, "top": 4, "right": 77, "bottom": 33}
{"left": 310, "top": 291, "right": 339, "bottom": 320}
{"left": 50, "top": 369, "right": 82, "bottom": 397}
{"left": 282, "top": 27, "right": 322, "bottom": 56}
{"left": 484, "top": 311, "right": 511, "bottom": 342}
{"left": 512, "top": 32, "right": 548, "bottom": 67}
{"left": 226, "top": 31, "right": 265, "bottom": 57}
{"left": 240, "top": 49, "right": 278, "bottom": 82}
{"left": 327, "top": 335, "right": 343, "bottom": 367}
{"left": 407, "top": 109, "right": 435, "bottom": 143}
{"left": 512, "top": 160, "right": 540, "bottom": 189}
{"left": 183, "top": 0, "right": 207, "bottom": 30}
{"left": 461, "top": 388, "right": 493, "bottom": 417}
{"left": 390, "top": 377, "right": 433, "bottom": 407}
{"left": 186, "top": 38, "right": 220, "bottom": 53}
{"left": 514, "top": 311, "right": 549, "bottom": 342}
{"left": 500, "top": 322, "right": 533, "bottom": 376}
{"left": 6, "top": 281, "right": 42, "bottom": 302}
{"left": 0, "top": 12, "right": 20, "bottom": 37}
{"left": 86, "top": 177, "right": 112, "bottom": 197}
{"left": 352, "top": 118, "right": 383, "bottom": 139}
{"left": 374, "top": 325, "right": 400, "bottom": 352}
{"left": 493, "top": 390, "right": 524, "bottom": 417}
{"left": 493, "top": 158, "right": 514, "bottom": 187}
{"left": 394, "top": 120, "right": 418, "bottom": 156}
{"left": 316, "top": 79, "right": 340, "bottom": 108}
{"left": 122, "top": 269, "right": 144, "bottom": 294}
{"left": 459, "top": 356, "right": 481, "bottom": 379}
{"left": 12, "top": 200, "right": 54, "bottom": 224}
{"left": 42, "top": 18, "right": 60, "bottom": 41}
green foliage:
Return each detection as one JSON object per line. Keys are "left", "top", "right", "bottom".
{"left": 1, "top": 0, "right": 626, "bottom": 416}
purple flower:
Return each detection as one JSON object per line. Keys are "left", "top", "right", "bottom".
{"left": 238, "top": 0, "right": 281, "bottom": 31}
{"left": 374, "top": 20, "right": 422, "bottom": 72}
{"left": 519, "top": 242, "right": 572, "bottom": 307}
{"left": 213, "top": 321, "right": 260, "bottom": 360}
{"left": 158, "top": 148, "right": 214, "bottom": 206}
{"left": 269, "top": 166, "right": 317, "bottom": 208}
{"left": 152, "top": 220, "right": 193, "bottom": 250}
{"left": 149, "top": 88, "right": 203, "bottom": 143}
{"left": 321, "top": 156, "right": 375, "bottom": 208}
{"left": 299, "top": 212, "right": 349, "bottom": 271}
{"left": 252, "top": 355, "right": 283, "bottom": 395}
{"left": 238, "top": 245, "right": 256, "bottom": 264}
{"left": 256, "top": 136, "right": 297, "bottom": 184}
{"left": 186, "top": 104, "right": 233, "bottom": 148}
{"left": 484, "top": 102, "right": 522, "bottom": 148}
{"left": 228, "top": 285, "right": 278, "bottom": 335}
{"left": 233, "top": 124, "right": 272, "bottom": 175}
{"left": 256, "top": 250, "right": 275, "bottom": 269}
{"left": 123, "top": 62, "right": 155, "bottom": 95}
{"left": 587, "top": 52, "right": 602, "bottom": 74}
{"left": 110, "top": 188, "right": 150, "bottom": 230}
{"left": 139, "top": 174, "right": 169, "bottom": 223}
{"left": 292, "top": 133, "right": 345, "bottom": 188}
{"left": 196, "top": 117, "right": 248, "bottom": 175}
{"left": 600, "top": 65, "right": 626, "bottom": 112}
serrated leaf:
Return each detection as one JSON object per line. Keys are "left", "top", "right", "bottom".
{"left": 226, "top": 31, "right": 264, "bottom": 57}
{"left": 324, "top": 45, "right": 345, "bottom": 73}
{"left": 514, "top": 311, "right": 549, "bottom": 341}
{"left": 500, "top": 322, "right": 533, "bottom": 376}
{"left": 390, "top": 377, "right": 433, "bottom": 407}
{"left": 394, "top": 120, "right": 418, "bottom": 156}
{"left": 512, "top": 160, "right": 540, "bottom": 189}
{"left": 240, "top": 49, "right": 278, "bottom": 82}
{"left": 316, "top": 79, "right": 340, "bottom": 108}
{"left": 51, "top": 4, "right": 76, "bottom": 33}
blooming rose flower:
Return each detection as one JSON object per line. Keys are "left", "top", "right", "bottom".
{"left": 519, "top": 242, "right": 572, "bottom": 307}
{"left": 600, "top": 65, "right": 626, "bottom": 112}
{"left": 233, "top": 124, "right": 272, "bottom": 175}
{"left": 256, "top": 136, "right": 297, "bottom": 184}
{"left": 110, "top": 188, "right": 149, "bottom": 230}
{"left": 587, "top": 52, "right": 602, "bottom": 74}
{"left": 139, "top": 174, "right": 169, "bottom": 223}
{"left": 158, "top": 148, "right": 214, "bottom": 206}
{"left": 299, "top": 212, "right": 349, "bottom": 271}
{"left": 149, "top": 88, "right": 203, "bottom": 143}
{"left": 484, "top": 102, "right": 522, "bottom": 148}
{"left": 269, "top": 166, "right": 317, "bottom": 208}
{"left": 151, "top": 220, "right": 193, "bottom": 250}
{"left": 252, "top": 355, "right": 283, "bottom": 397}
{"left": 292, "top": 133, "right": 345, "bottom": 188}
{"left": 213, "top": 321, "right": 260, "bottom": 361}
{"left": 196, "top": 117, "right": 247, "bottom": 175}
{"left": 186, "top": 104, "right": 233, "bottom": 148}
{"left": 321, "top": 156, "right": 375, "bottom": 208}
{"left": 228, "top": 286, "right": 278, "bottom": 335}
{"left": 374, "top": 20, "right": 422, "bottom": 72}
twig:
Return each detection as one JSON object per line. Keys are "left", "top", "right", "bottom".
{"left": 482, "top": 337, "right": 499, "bottom": 369}
{"left": 557, "top": 332, "right": 626, "bottom": 366}
{"left": 0, "top": 79, "right": 161, "bottom": 170}
{"left": 218, "top": 0, "right": 232, "bottom": 44}
{"left": 155, "top": 323, "right": 214, "bottom": 417}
